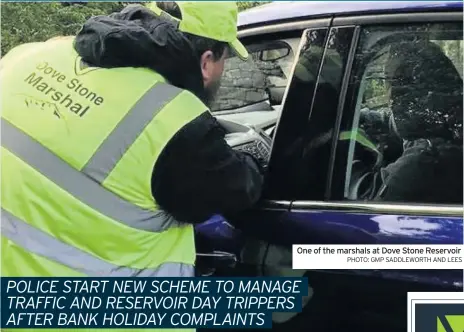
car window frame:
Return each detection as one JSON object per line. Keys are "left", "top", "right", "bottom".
{"left": 261, "top": 25, "right": 332, "bottom": 201}
{"left": 264, "top": 25, "right": 357, "bottom": 201}
{"left": 290, "top": 11, "right": 463, "bottom": 217}
{"left": 232, "top": 18, "right": 331, "bottom": 206}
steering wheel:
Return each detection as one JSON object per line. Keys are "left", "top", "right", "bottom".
{"left": 347, "top": 164, "right": 383, "bottom": 200}
{"left": 346, "top": 144, "right": 384, "bottom": 201}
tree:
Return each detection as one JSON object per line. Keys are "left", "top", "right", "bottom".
{"left": 237, "top": 1, "right": 269, "bottom": 11}
{"left": 1, "top": 2, "right": 266, "bottom": 56}
{"left": 2, "top": 2, "right": 125, "bottom": 55}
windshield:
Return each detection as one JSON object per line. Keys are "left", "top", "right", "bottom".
{"left": 211, "top": 38, "right": 299, "bottom": 112}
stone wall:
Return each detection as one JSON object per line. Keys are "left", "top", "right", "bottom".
{"left": 211, "top": 57, "right": 285, "bottom": 111}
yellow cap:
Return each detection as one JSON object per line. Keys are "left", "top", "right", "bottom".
{"left": 147, "top": 1, "right": 248, "bottom": 60}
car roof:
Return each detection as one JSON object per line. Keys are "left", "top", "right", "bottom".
{"left": 238, "top": 1, "right": 463, "bottom": 28}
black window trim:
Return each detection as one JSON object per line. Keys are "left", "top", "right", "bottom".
{"left": 324, "top": 25, "right": 361, "bottom": 200}
{"left": 263, "top": 26, "right": 331, "bottom": 201}
{"left": 290, "top": 11, "right": 463, "bottom": 217}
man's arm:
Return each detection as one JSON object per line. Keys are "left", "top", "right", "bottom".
{"left": 151, "top": 111, "right": 264, "bottom": 224}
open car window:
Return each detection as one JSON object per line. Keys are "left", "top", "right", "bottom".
{"left": 210, "top": 37, "right": 299, "bottom": 112}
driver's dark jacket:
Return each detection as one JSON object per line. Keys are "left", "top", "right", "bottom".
{"left": 379, "top": 138, "right": 463, "bottom": 204}
{"left": 74, "top": 5, "right": 263, "bottom": 224}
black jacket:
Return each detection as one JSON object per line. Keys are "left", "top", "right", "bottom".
{"left": 379, "top": 139, "right": 463, "bottom": 204}
{"left": 74, "top": 5, "right": 263, "bottom": 224}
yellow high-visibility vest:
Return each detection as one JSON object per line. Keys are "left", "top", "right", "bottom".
{"left": 339, "top": 129, "right": 379, "bottom": 154}
{"left": 1, "top": 37, "right": 202, "bottom": 332}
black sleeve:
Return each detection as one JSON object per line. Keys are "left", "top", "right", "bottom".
{"left": 151, "top": 111, "right": 264, "bottom": 224}
{"left": 380, "top": 155, "right": 432, "bottom": 203}
{"left": 380, "top": 144, "right": 463, "bottom": 204}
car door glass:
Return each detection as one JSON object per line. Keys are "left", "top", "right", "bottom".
{"left": 210, "top": 38, "right": 298, "bottom": 112}
{"left": 295, "top": 27, "right": 355, "bottom": 201}
{"left": 332, "top": 23, "right": 463, "bottom": 205}
{"left": 263, "top": 28, "right": 329, "bottom": 199}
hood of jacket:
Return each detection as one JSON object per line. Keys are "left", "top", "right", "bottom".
{"left": 74, "top": 4, "right": 207, "bottom": 102}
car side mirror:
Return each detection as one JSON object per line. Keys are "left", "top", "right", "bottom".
{"left": 246, "top": 40, "right": 291, "bottom": 62}
{"left": 259, "top": 47, "right": 291, "bottom": 62}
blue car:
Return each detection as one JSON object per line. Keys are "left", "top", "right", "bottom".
{"left": 197, "top": 2, "right": 463, "bottom": 331}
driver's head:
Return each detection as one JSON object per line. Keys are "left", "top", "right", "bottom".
{"left": 148, "top": 1, "right": 248, "bottom": 104}
{"left": 385, "top": 40, "right": 463, "bottom": 142}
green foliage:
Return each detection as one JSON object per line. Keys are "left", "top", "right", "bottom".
{"left": 1, "top": 2, "right": 267, "bottom": 56}
{"left": 1, "top": 2, "right": 127, "bottom": 56}
{"left": 237, "top": 1, "right": 270, "bottom": 11}
{"left": 434, "top": 40, "right": 463, "bottom": 77}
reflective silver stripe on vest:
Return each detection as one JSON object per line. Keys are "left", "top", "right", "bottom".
{"left": 1, "top": 208, "right": 194, "bottom": 277}
{"left": 82, "top": 82, "right": 182, "bottom": 183}
{"left": 1, "top": 119, "right": 180, "bottom": 232}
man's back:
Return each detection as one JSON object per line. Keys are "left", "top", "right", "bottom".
{"left": 73, "top": 4, "right": 263, "bottom": 223}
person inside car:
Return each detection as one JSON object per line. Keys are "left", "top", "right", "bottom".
{"left": 376, "top": 39, "right": 463, "bottom": 204}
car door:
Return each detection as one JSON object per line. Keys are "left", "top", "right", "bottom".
{"left": 194, "top": 19, "right": 332, "bottom": 278}
{"left": 263, "top": 9, "right": 463, "bottom": 332}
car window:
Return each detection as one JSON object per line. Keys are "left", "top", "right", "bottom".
{"left": 210, "top": 37, "right": 299, "bottom": 112}
{"left": 279, "top": 27, "right": 354, "bottom": 201}
{"left": 333, "top": 22, "right": 463, "bottom": 205}
{"left": 263, "top": 28, "right": 332, "bottom": 200}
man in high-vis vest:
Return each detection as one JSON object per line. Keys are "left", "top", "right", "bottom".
{"left": 1, "top": 0, "right": 263, "bottom": 297}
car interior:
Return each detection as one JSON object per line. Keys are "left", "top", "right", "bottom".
{"left": 345, "top": 28, "right": 464, "bottom": 203}
{"left": 212, "top": 37, "right": 300, "bottom": 140}
{"left": 209, "top": 39, "right": 300, "bottom": 166}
